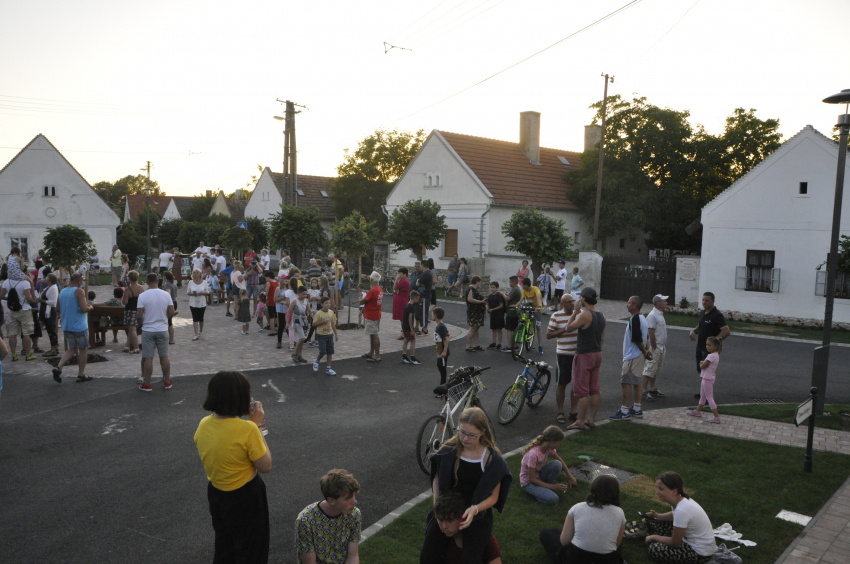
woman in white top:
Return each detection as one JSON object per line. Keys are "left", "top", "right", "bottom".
{"left": 644, "top": 472, "right": 716, "bottom": 564}
{"left": 540, "top": 474, "right": 625, "bottom": 564}
{"left": 187, "top": 268, "right": 209, "bottom": 340}
{"left": 259, "top": 249, "right": 270, "bottom": 271}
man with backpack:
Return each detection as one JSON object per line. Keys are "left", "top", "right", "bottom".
{"left": 0, "top": 274, "right": 37, "bottom": 361}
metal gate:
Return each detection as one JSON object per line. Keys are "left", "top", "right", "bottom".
{"left": 600, "top": 255, "right": 676, "bottom": 303}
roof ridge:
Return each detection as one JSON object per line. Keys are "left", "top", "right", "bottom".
{"left": 436, "top": 129, "right": 582, "bottom": 155}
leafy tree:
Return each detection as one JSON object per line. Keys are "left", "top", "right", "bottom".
{"left": 203, "top": 214, "right": 238, "bottom": 247}
{"left": 331, "top": 211, "right": 379, "bottom": 326}
{"left": 267, "top": 205, "right": 328, "bottom": 267}
{"left": 721, "top": 108, "right": 782, "bottom": 181}
{"left": 182, "top": 193, "right": 217, "bottom": 222}
{"left": 43, "top": 225, "right": 98, "bottom": 278}
{"left": 330, "top": 176, "right": 392, "bottom": 228}
{"left": 117, "top": 222, "right": 147, "bottom": 261}
{"left": 93, "top": 175, "right": 162, "bottom": 215}
{"left": 177, "top": 222, "right": 210, "bottom": 253}
{"left": 386, "top": 199, "right": 447, "bottom": 261}
{"left": 246, "top": 216, "right": 269, "bottom": 251}
{"left": 157, "top": 218, "right": 182, "bottom": 250}
{"left": 501, "top": 207, "right": 575, "bottom": 280}
{"left": 134, "top": 206, "right": 161, "bottom": 249}
{"left": 221, "top": 225, "right": 253, "bottom": 260}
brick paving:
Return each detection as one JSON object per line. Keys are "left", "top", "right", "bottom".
{"left": 633, "top": 407, "right": 850, "bottom": 564}
{"left": 2, "top": 284, "right": 465, "bottom": 380}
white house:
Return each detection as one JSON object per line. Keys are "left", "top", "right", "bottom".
{"left": 0, "top": 134, "right": 120, "bottom": 265}
{"left": 699, "top": 124, "right": 850, "bottom": 323}
{"left": 210, "top": 190, "right": 249, "bottom": 221}
{"left": 384, "top": 112, "right": 642, "bottom": 284}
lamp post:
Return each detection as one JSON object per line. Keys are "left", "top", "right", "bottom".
{"left": 810, "top": 89, "right": 850, "bottom": 413}
{"left": 143, "top": 186, "right": 153, "bottom": 272}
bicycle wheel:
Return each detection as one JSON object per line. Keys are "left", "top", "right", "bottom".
{"left": 526, "top": 368, "right": 551, "bottom": 407}
{"left": 512, "top": 325, "right": 528, "bottom": 361}
{"left": 497, "top": 382, "right": 526, "bottom": 425}
{"left": 416, "top": 414, "right": 450, "bottom": 475}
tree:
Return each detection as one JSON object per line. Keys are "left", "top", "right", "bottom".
{"left": 177, "top": 222, "right": 210, "bottom": 253}
{"left": 566, "top": 95, "right": 783, "bottom": 250}
{"left": 331, "top": 211, "right": 379, "bottom": 326}
{"left": 221, "top": 225, "right": 253, "bottom": 260}
{"left": 93, "top": 175, "right": 162, "bottom": 215}
{"left": 182, "top": 193, "right": 217, "bottom": 222}
{"left": 117, "top": 222, "right": 147, "bottom": 261}
{"left": 501, "top": 207, "right": 575, "bottom": 280}
{"left": 157, "top": 218, "right": 182, "bottom": 250}
{"left": 246, "top": 216, "right": 269, "bottom": 251}
{"left": 203, "top": 214, "right": 238, "bottom": 248}
{"left": 267, "top": 205, "right": 328, "bottom": 267}
{"left": 331, "top": 128, "right": 426, "bottom": 226}
{"left": 43, "top": 225, "right": 97, "bottom": 279}
{"left": 386, "top": 199, "right": 447, "bottom": 261}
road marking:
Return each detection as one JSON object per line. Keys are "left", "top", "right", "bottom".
{"left": 102, "top": 414, "right": 137, "bottom": 436}
{"left": 172, "top": 400, "right": 184, "bottom": 405}
{"left": 387, "top": 390, "right": 398, "bottom": 393}
{"left": 266, "top": 379, "right": 286, "bottom": 403}
{"left": 126, "top": 528, "right": 166, "bottom": 542}
{"left": 341, "top": 375, "right": 358, "bottom": 381}
{"left": 776, "top": 509, "right": 811, "bottom": 526}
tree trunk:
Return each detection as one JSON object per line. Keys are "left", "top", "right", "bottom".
{"left": 529, "top": 260, "right": 541, "bottom": 286}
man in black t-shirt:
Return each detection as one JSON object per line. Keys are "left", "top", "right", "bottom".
{"left": 501, "top": 276, "right": 522, "bottom": 353}
{"left": 689, "top": 292, "right": 730, "bottom": 398}
{"left": 417, "top": 265, "right": 434, "bottom": 334}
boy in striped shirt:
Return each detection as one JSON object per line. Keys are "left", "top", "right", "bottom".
{"left": 546, "top": 293, "right": 578, "bottom": 424}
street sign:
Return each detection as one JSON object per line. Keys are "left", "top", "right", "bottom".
{"left": 238, "top": 222, "right": 248, "bottom": 229}
{"left": 795, "top": 398, "right": 814, "bottom": 427}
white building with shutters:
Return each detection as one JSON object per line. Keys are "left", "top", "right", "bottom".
{"left": 698, "top": 124, "right": 850, "bottom": 323}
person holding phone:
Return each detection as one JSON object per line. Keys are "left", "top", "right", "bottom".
{"left": 644, "top": 472, "right": 716, "bottom": 563}
{"left": 187, "top": 268, "right": 208, "bottom": 341}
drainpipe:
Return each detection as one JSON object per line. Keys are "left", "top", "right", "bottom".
{"left": 478, "top": 207, "right": 489, "bottom": 259}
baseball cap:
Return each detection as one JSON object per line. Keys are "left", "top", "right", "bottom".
{"left": 580, "top": 287, "right": 597, "bottom": 300}
{"left": 652, "top": 294, "right": 669, "bottom": 305}
{"left": 558, "top": 259, "right": 566, "bottom": 264}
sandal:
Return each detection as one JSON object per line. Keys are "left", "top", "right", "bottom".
{"left": 366, "top": 357, "right": 382, "bottom": 362}
{"left": 585, "top": 420, "right": 596, "bottom": 428}
{"left": 566, "top": 422, "right": 586, "bottom": 431}
{"left": 361, "top": 354, "right": 373, "bottom": 359}
{"left": 131, "top": 349, "right": 141, "bottom": 354}
{"left": 76, "top": 375, "right": 93, "bottom": 383}
{"left": 556, "top": 412, "right": 566, "bottom": 424}
{"left": 624, "top": 520, "right": 647, "bottom": 539}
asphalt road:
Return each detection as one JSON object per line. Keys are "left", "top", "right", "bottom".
{"left": 1, "top": 299, "right": 848, "bottom": 563}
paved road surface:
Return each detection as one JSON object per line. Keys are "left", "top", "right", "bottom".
{"left": 1, "top": 298, "right": 848, "bottom": 563}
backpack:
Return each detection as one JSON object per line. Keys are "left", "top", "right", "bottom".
{"left": 6, "top": 283, "right": 23, "bottom": 312}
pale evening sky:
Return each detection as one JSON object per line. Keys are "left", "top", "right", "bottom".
{"left": 1, "top": 0, "right": 847, "bottom": 197}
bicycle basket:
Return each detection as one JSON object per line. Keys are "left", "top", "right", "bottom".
{"left": 445, "top": 366, "right": 482, "bottom": 389}
{"left": 447, "top": 376, "right": 484, "bottom": 405}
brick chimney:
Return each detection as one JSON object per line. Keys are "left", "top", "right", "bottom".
{"left": 519, "top": 111, "right": 541, "bottom": 165}
{"left": 584, "top": 124, "right": 602, "bottom": 152}
{"left": 206, "top": 190, "right": 213, "bottom": 197}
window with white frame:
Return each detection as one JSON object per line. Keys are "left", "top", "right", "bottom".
{"left": 735, "top": 250, "right": 779, "bottom": 292}
{"left": 815, "top": 256, "right": 850, "bottom": 299}
{"left": 9, "top": 236, "right": 29, "bottom": 262}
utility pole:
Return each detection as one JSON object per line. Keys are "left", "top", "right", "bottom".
{"left": 276, "top": 99, "right": 308, "bottom": 207}
{"left": 141, "top": 161, "right": 152, "bottom": 272}
{"left": 593, "top": 73, "right": 614, "bottom": 251}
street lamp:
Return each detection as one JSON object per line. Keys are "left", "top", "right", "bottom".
{"left": 142, "top": 186, "right": 153, "bottom": 272}
{"left": 810, "top": 89, "right": 850, "bottom": 413}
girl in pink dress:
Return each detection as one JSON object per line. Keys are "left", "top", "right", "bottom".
{"left": 688, "top": 337, "right": 722, "bottom": 423}
{"left": 392, "top": 267, "right": 410, "bottom": 337}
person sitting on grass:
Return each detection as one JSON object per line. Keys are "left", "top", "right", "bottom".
{"left": 431, "top": 491, "right": 503, "bottom": 564}
{"left": 643, "top": 472, "right": 716, "bottom": 564}
{"left": 296, "top": 468, "right": 361, "bottom": 564}
{"left": 539, "top": 474, "right": 626, "bottom": 564}
{"left": 520, "top": 426, "right": 576, "bottom": 505}
{"left": 401, "top": 290, "right": 421, "bottom": 365}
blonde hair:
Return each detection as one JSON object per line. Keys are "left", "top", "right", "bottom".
{"left": 522, "top": 425, "right": 565, "bottom": 455}
{"left": 128, "top": 270, "right": 139, "bottom": 282}
{"left": 192, "top": 268, "right": 203, "bottom": 276}
{"left": 440, "top": 407, "right": 499, "bottom": 482}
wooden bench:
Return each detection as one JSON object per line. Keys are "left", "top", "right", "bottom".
{"left": 87, "top": 305, "right": 138, "bottom": 348}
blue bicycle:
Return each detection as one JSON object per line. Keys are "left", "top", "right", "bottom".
{"left": 497, "top": 355, "right": 551, "bottom": 425}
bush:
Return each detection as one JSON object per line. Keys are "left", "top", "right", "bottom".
{"left": 679, "top": 297, "right": 689, "bottom": 308}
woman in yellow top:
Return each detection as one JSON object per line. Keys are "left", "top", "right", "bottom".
{"left": 194, "top": 371, "right": 273, "bottom": 563}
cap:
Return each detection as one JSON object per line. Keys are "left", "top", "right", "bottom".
{"left": 558, "top": 259, "right": 566, "bottom": 264}
{"left": 580, "top": 287, "right": 597, "bottom": 299}
{"left": 652, "top": 294, "right": 669, "bottom": 305}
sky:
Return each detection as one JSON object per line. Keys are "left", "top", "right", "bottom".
{"left": 1, "top": 0, "right": 848, "bottom": 197}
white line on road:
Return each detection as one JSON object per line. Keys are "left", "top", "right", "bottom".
{"left": 266, "top": 379, "right": 286, "bottom": 403}
{"left": 341, "top": 375, "right": 358, "bottom": 381}
{"left": 102, "top": 414, "right": 137, "bottom": 436}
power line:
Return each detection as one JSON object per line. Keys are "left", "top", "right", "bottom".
{"left": 391, "top": 0, "right": 645, "bottom": 123}
{"left": 0, "top": 93, "right": 146, "bottom": 109}
{"left": 388, "top": 0, "right": 451, "bottom": 42}
{"left": 623, "top": 0, "right": 701, "bottom": 71}
{"left": 411, "top": 0, "right": 509, "bottom": 48}
{"left": 399, "top": 0, "right": 475, "bottom": 45}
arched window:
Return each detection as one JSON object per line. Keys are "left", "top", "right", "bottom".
{"left": 435, "top": 173, "right": 441, "bottom": 186}
{"left": 51, "top": 186, "right": 56, "bottom": 196}
{"left": 44, "top": 186, "right": 49, "bottom": 196}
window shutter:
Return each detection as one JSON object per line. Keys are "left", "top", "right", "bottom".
{"left": 735, "top": 266, "right": 747, "bottom": 289}
{"left": 815, "top": 270, "right": 827, "bottom": 296}
{"left": 770, "top": 268, "right": 781, "bottom": 293}
{"left": 444, "top": 230, "right": 458, "bottom": 257}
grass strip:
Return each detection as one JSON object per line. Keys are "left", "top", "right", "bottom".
{"left": 720, "top": 403, "right": 850, "bottom": 431}
{"left": 361, "top": 424, "right": 850, "bottom": 564}
{"left": 661, "top": 312, "right": 850, "bottom": 344}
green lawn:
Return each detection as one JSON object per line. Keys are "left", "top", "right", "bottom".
{"left": 661, "top": 312, "right": 850, "bottom": 344}
{"left": 361, "top": 424, "right": 850, "bottom": 564}
{"left": 721, "top": 403, "right": 850, "bottom": 431}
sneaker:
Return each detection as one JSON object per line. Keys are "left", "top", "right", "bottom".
{"left": 289, "top": 345, "right": 295, "bottom": 351}
{"left": 641, "top": 392, "right": 655, "bottom": 402}
{"left": 500, "top": 347, "right": 513, "bottom": 353}
{"left": 226, "top": 312, "right": 233, "bottom": 317}
{"left": 537, "top": 346, "right": 544, "bottom": 355}
{"left": 192, "top": 335, "right": 200, "bottom": 341}
{"left": 258, "top": 328, "right": 265, "bottom": 332}
{"left": 268, "top": 332, "right": 277, "bottom": 337}
{"left": 609, "top": 410, "right": 631, "bottom": 421}
{"left": 706, "top": 416, "right": 721, "bottom": 424}
{"left": 486, "top": 342, "right": 498, "bottom": 350}
{"left": 687, "top": 410, "right": 702, "bottom": 417}
{"left": 11, "top": 353, "right": 18, "bottom": 361}
{"left": 547, "top": 306, "right": 553, "bottom": 312}
{"left": 409, "top": 356, "right": 421, "bottom": 365}
{"left": 276, "top": 342, "right": 282, "bottom": 349}
{"left": 313, "top": 361, "right": 319, "bottom": 372}
{"left": 291, "top": 354, "right": 299, "bottom": 362}
{"left": 25, "top": 352, "right": 37, "bottom": 361}
{"left": 400, "top": 355, "right": 410, "bottom": 364}
{"left": 326, "top": 368, "right": 337, "bottom": 376}
{"left": 629, "top": 408, "right": 643, "bottom": 419}
{"left": 649, "top": 389, "right": 666, "bottom": 398}
{"left": 138, "top": 384, "right": 152, "bottom": 392}
{"left": 52, "top": 368, "right": 62, "bottom": 383}
{"left": 164, "top": 381, "right": 173, "bottom": 390}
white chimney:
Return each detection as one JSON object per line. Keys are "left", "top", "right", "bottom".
{"left": 519, "top": 111, "right": 541, "bottom": 165}
{"left": 584, "top": 124, "right": 602, "bottom": 152}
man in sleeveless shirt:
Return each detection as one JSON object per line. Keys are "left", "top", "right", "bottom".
{"left": 565, "top": 287, "right": 606, "bottom": 430}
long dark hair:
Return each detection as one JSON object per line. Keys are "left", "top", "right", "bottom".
{"left": 657, "top": 471, "right": 689, "bottom": 499}
{"left": 586, "top": 475, "right": 621, "bottom": 508}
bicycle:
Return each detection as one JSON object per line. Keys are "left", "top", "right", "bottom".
{"left": 511, "top": 304, "right": 536, "bottom": 360}
{"left": 380, "top": 270, "right": 396, "bottom": 294}
{"left": 129, "top": 254, "right": 146, "bottom": 273}
{"left": 416, "top": 366, "right": 491, "bottom": 475}
{"left": 496, "top": 355, "right": 552, "bottom": 425}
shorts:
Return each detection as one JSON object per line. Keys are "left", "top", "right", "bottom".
{"left": 337, "top": 280, "right": 344, "bottom": 290}
{"left": 246, "top": 285, "right": 260, "bottom": 299}
{"left": 554, "top": 288, "right": 564, "bottom": 300}
{"left": 123, "top": 309, "right": 138, "bottom": 328}
{"left": 112, "top": 266, "right": 122, "bottom": 277}
{"left": 447, "top": 273, "right": 458, "bottom": 285}
{"left": 142, "top": 331, "right": 169, "bottom": 358}
{"left": 267, "top": 308, "right": 277, "bottom": 320}
{"left": 190, "top": 306, "right": 206, "bottom": 323}
{"left": 65, "top": 330, "right": 90, "bottom": 349}
{"left": 292, "top": 318, "right": 307, "bottom": 340}
{"left": 556, "top": 354, "right": 574, "bottom": 386}
{"left": 533, "top": 311, "right": 543, "bottom": 327}
{"left": 318, "top": 333, "right": 335, "bottom": 355}
{"left": 403, "top": 330, "right": 415, "bottom": 341}
{"left": 572, "top": 352, "right": 602, "bottom": 398}
{"left": 505, "top": 312, "right": 519, "bottom": 332}
{"left": 643, "top": 348, "right": 665, "bottom": 379}
{"left": 210, "top": 278, "right": 219, "bottom": 291}
{"left": 9, "top": 309, "right": 34, "bottom": 335}
{"left": 621, "top": 356, "right": 646, "bottom": 385}
{"left": 228, "top": 286, "right": 241, "bottom": 298}
{"left": 489, "top": 312, "right": 505, "bottom": 330}
{"left": 364, "top": 318, "right": 380, "bottom": 335}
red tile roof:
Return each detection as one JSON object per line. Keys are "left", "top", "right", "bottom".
{"left": 436, "top": 131, "right": 582, "bottom": 210}
{"left": 126, "top": 193, "right": 172, "bottom": 221}
{"left": 224, "top": 197, "right": 249, "bottom": 221}
{"left": 270, "top": 173, "right": 335, "bottom": 220}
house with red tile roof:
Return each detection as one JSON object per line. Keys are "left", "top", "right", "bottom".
{"left": 210, "top": 190, "right": 249, "bottom": 221}
{"left": 384, "top": 112, "right": 640, "bottom": 283}
{"left": 124, "top": 193, "right": 181, "bottom": 223}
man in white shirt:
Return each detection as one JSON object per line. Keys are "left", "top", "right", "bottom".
{"left": 259, "top": 248, "right": 271, "bottom": 271}
{"left": 642, "top": 294, "right": 668, "bottom": 402}
{"left": 193, "top": 241, "right": 211, "bottom": 256}
{"left": 213, "top": 249, "right": 226, "bottom": 275}
{"left": 191, "top": 250, "right": 206, "bottom": 273}
{"left": 552, "top": 259, "right": 568, "bottom": 312}
{"left": 137, "top": 272, "right": 175, "bottom": 392}
{"left": 158, "top": 250, "right": 173, "bottom": 272}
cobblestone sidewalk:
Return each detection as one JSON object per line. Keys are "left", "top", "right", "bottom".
{"left": 3, "top": 285, "right": 466, "bottom": 380}
{"left": 633, "top": 407, "right": 850, "bottom": 564}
